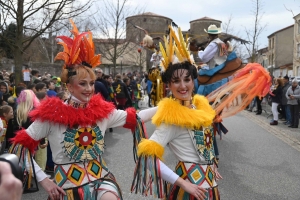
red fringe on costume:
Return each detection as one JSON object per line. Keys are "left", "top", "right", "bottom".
{"left": 10, "top": 129, "right": 40, "bottom": 153}
{"left": 207, "top": 63, "right": 271, "bottom": 122}
{"left": 29, "top": 94, "right": 115, "bottom": 128}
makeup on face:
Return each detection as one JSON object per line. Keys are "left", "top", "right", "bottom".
{"left": 169, "top": 69, "right": 194, "bottom": 101}
{"left": 68, "top": 75, "right": 95, "bottom": 103}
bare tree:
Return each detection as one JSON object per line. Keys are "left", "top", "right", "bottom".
{"left": 0, "top": 0, "right": 93, "bottom": 84}
{"left": 244, "top": 0, "right": 267, "bottom": 63}
{"left": 93, "top": 0, "right": 144, "bottom": 75}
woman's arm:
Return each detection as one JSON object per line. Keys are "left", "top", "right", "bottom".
{"left": 106, "top": 106, "right": 158, "bottom": 129}
{"left": 138, "top": 107, "right": 157, "bottom": 122}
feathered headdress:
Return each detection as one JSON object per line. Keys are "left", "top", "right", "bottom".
{"left": 54, "top": 19, "right": 101, "bottom": 73}
{"left": 159, "top": 25, "right": 195, "bottom": 71}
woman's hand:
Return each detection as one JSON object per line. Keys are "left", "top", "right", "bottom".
{"left": 0, "top": 161, "right": 23, "bottom": 200}
{"left": 175, "top": 177, "right": 207, "bottom": 200}
{"left": 215, "top": 168, "right": 223, "bottom": 181}
{"left": 182, "top": 181, "right": 207, "bottom": 200}
{"left": 39, "top": 141, "right": 48, "bottom": 149}
{"left": 40, "top": 178, "right": 66, "bottom": 200}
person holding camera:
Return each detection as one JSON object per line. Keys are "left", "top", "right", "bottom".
{"left": 0, "top": 161, "right": 23, "bottom": 200}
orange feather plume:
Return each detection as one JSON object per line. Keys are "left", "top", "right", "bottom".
{"left": 54, "top": 19, "right": 101, "bottom": 69}
{"left": 207, "top": 63, "right": 272, "bottom": 122}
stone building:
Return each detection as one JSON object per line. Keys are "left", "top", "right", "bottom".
{"left": 126, "top": 12, "right": 172, "bottom": 69}
{"left": 267, "top": 25, "right": 294, "bottom": 77}
{"left": 125, "top": 13, "right": 247, "bottom": 69}
{"left": 189, "top": 17, "right": 222, "bottom": 41}
{"left": 293, "top": 14, "right": 300, "bottom": 76}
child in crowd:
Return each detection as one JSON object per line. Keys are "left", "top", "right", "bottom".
{"left": 33, "top": 91, "right": 49, "bottom": 173}
{"left": 0, "top": 105, "right": 14, "bottom": 154}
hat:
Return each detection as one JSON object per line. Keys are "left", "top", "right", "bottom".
{"left": 52, "top": 76, "right": 57, "bottom": 80}
{"left": 283, "top": 75, "right": 289, "bottom": 80}
{"left": 292, "top": 78, "right": 298, "bottom": 83}
{"left": 204, "top": 24, "right": 222, "bottom": 34}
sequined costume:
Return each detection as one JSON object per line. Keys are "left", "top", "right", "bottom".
{"left": 10, "top": 94, "right": 156, "bottom": 199}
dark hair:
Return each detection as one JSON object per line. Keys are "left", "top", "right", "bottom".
{"left": 33, "top": 79, "right": 41, "bottom": 84}
{"left": 56, "top": 91, "right": 67, "bottom": 101}
{"left": 43, "top": 80, "right": 50, "bottom": 88}
{"left": 16, "top": 86, "right": 25, "bottom": 97}
{"left": 123, "top": 77, "right": 129, "bottom": 84}
{"left": 35, "top": 91, "right": 46, "bottom": 100}
{"left": 27, "top": 83, "right": 36, "bottom": 90}
{"left": 54, "top": 86, "right": 62, "bottom": 93}
{"left": 31, "top": 70, "right": 39, "bottom": 76}
{"left": 35, "top": 82, "right": 46, "bottom": 91}
{"left": 161, "top": 61, "right": 197, "bottom": 83}
{"left": 0, "top": 105, "right": 12, "bottom": 117}
{"left": 103, "top": 75, "right": 110, "bottom": 79}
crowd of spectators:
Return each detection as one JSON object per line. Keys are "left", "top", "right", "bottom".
{"left": 247, "top": 75, "right": 300, "bottom": 128}
{"left": 0, "top": 67, "right": 152, "bottom": 186}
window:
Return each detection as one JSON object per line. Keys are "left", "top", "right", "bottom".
{"left": 298, "top": 44, "right": 300, "bottom": 58}
{"left": 143, "top": 18, "right": 147, "bottom": 22}
{"left": 298, "top": 20, "right": 300, "bottom": 34}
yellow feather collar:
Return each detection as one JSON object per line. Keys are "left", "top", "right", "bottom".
{"left": 152, "top": 95, "right": 215, "bottom": 129}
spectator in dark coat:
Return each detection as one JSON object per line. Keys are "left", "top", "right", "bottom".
{"left": 94, "top": 81, "right": 109, "bottom": 100}
{"left": 269, "top": 78, "right": 283, "bottom": 125}
{"left": 282, "top": 75, "right": 291, "bottom": 125}
{"left": 112, "top": 74, "right": 131, "bottom": 110}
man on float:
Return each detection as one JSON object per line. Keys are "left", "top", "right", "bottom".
{"left": 150, "top": 46, "right": 162, "bottom": 69}
{"left": 198, "top": 24, "right": 227, "bottom": 69}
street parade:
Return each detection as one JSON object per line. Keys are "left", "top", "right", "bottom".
{"left": 0, "top": 0, "right": 300, "bottom": 200}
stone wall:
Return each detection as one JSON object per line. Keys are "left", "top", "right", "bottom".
{"left": 0, "top": 58, "right": 62, "bottom": 76}
{"left": 190, "top": 19, "right": 222, "bottom": 38}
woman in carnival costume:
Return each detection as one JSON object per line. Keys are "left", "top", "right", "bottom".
{"left": 9, "top": 20, "right": 156, "bottom": 200}
{"left": 131, "top": 24, "right": 271, "bottom": 200}
{"left": 131, "top": 26, "right": 221, "bottom": 200}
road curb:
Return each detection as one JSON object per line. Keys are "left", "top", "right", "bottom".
{"left": 241, "top": 111, "right": 300, "bottom": 152}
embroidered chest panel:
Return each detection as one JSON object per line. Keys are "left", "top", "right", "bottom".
{"left": 63, "top": 125, "right": 104, "bottom": 161}
{"left": 193, "top": 127, "right": 215, "bottom": 161}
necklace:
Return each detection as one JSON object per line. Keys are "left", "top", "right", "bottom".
{"left": 173, "top": 97, "right": 193, "bottom": 107}
{"left": 68, "top": 97, "right": 88, "bottom": 108}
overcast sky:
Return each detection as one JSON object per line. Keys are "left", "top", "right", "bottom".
{"left": 133, "top": 0, "right": 300, "bottom": 49}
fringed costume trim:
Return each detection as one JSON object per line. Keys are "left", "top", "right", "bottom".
{"left": 29, "top": 94, "right": 115, "bottom": 128}
{"left": 9, "top": 143, "right": 39, "bottom": 191}
{"left": 152, "top": 95, "right": 215, "bottom": 130}
{"left": 132, "top": 117, "right": 149, "bottom": 162}
{"left": 131, "top": 155, "right": 167, "bottom": 198}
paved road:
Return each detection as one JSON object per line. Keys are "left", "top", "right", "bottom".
{"left": 22, "top": 112, "right": 300, "bottom": 200}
